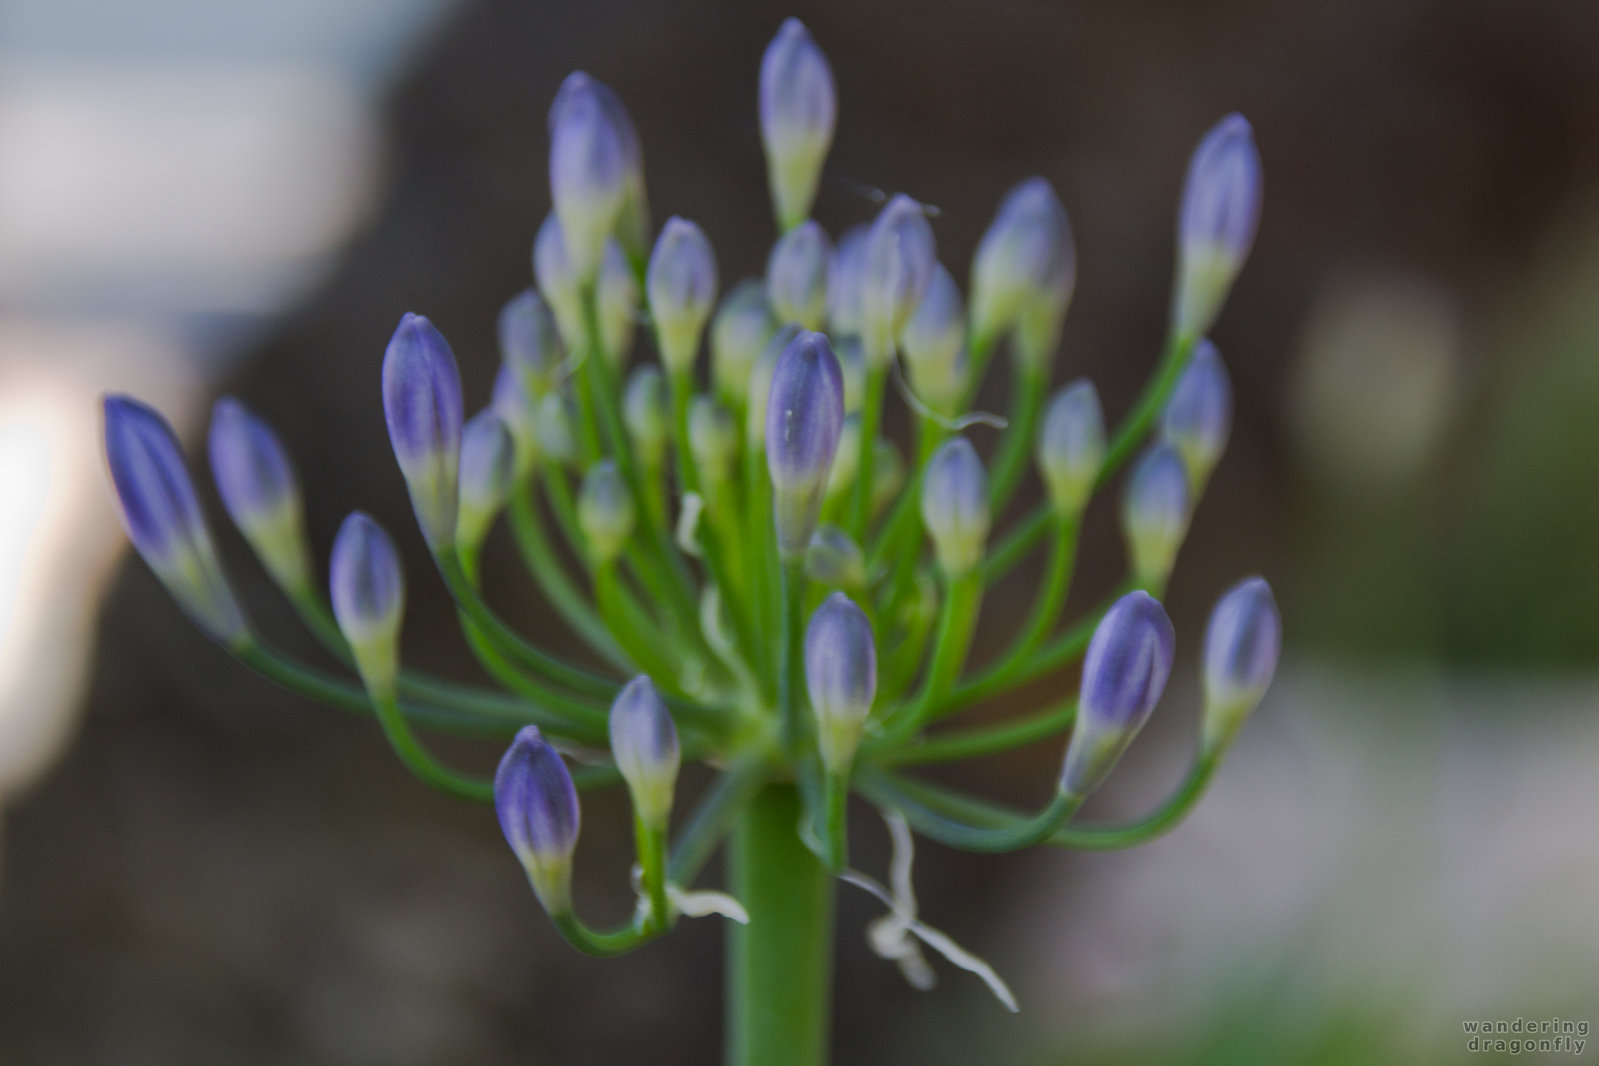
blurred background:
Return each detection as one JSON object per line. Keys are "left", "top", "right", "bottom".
{"left": 2, "top": 0, "right": 1598, "bottom": 1062}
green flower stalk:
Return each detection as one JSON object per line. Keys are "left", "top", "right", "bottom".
{"left": 100, "top": 21, "right": 1277, "bottom": 1066}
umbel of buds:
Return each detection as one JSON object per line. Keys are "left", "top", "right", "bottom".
{"left": 100, "top": 16, "right": 1277, "bottom": 1056}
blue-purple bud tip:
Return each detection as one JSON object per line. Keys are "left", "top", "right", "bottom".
{"left": 713, "top": 279, "right": 776, "bottom": 402}
{"left": 970, "top": 177, "right": 1076, "bottom": 347}
{"left": 860, "top": 194, "right": 937, "bottom": 364}
{"left": 765, "top": 330, "right": 845, "bottom": 557}
{"left": 329, "top": 511, "right": 405, "bottom": 695}
{"left": 608, "top": 676, "right": 680, "bottom": 826}
{"left": 103, "top": 395, "right": 247, "bottom": 646}
{"left": 900, "top": 264, "right": 969, "bottom": 414}
{"left": 457, "top": 410, "right": 517, "bottom": 552}
{"left": 804, "top": 591, "right": 877, "bottom": 771}
{"left": 648, "top": 217, "right": 719, "bottom": 375}
{"left": 920, "top": 436, "right": 990, "bottom": 576}
{"left": 826, "top": 225, "right": 870, "bottom": 338}
{"left": 1121, "top": 443, "right": 1192, "bottom": 586}
{"left": 498, "top": 288, "right": 564, "bottom": 396}
{"left": 1036, "top": 380, "right": 1106, "bottom": 517}
{"left": 1061, "top": 590, "right": 1176, "bottom": 797}
{"left": 1161, "top": 339, "right": 1233, "bottom": 483}
{"left": 767, "top": 219, "right": 832, "bottom": 330}
{"left": 208, "top": 397, "right": 310, "bottom": 595}
{"left": 1202, "top": 576, "right": 1281, "bottom": 750}
{"left": 1174, "top": 113, "right": 1262, "bottom": 340}
{"left": 759, "top": 18, "right": 836, "bottom": 229}
{"left": 549, "top": 72, "right": 637, "bottom": 281}
{"left": 623, "top": 365, "right": 670, "bottom": 469}
{"left": 577, "top": 459, "right": 636, "bottom": 564}
{"left": 382, "top": 313, "right": 463, "bottom": 553}
{"left": 805, "top": 524, "right": 866, "bottom": 591}
{"left": 495, "top": 725, "right": 580, "bottom": 914}
{"left": 533, "top": 213, "right": 585, "bottom": 350}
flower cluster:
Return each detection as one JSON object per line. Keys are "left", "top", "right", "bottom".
{"left": 101, "top": 17, "right": 1279, "bottom": 994}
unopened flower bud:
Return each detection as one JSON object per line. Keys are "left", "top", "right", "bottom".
{"left": 457, "top": 410, "right": 517, "bottom": 553}
{"left": 498, "top": 288, "right": 564, "bottom": 398}
{"left": 1173, "top": 114, "right": 1261, "bottom": 341}
{"left": 901, "top": 264, "right": 969, "bottom": 414}
{"left": 860, "top": 194, "right": 936, "bottom": 364}
{"left": 1202, "top": 576, "right": 1280, "bottom": 752}
{"left": 648, "top": 218, "right": 718, "bottom": 375}
{"left": 836, "top": 336, "right": 866, "bottom": 414}
{"left": 921, "top": 437, "right": 990, "bottom": 577}
{"left": 382, "top": 314, "right": 463, "bottom": 553}
{"left": 805, "top": 592, "right": 877, "bottom": 772}
{"left": 623, "top": 365, "right": 670, "bottom": 470}
{"left": 970, "top": 177, "right": 1075, "bottom": 349}
{"left": 533, "top": 213, "right": 584, "bottom": 350}
{"left": 805, "top": 524, "right": 866, "bottom": 591}
{"left": 1121, "top": 443, "right": 1191, "bottom": 587}
{"left": 536, "top": 391, "right": 581, "bottom": 470}
{"left": 495, "top": 725, "right": 580, "bottom": 914}
{"left": 329, "top": 512, "right": 405, "bottom": 697}
{"left": 825, "top": 417, "right": 862, "bottom": 504}
{"left": 689, "top": 396, "right": 737, "bottom": 486}
{"left": 491, "top": 364, "right": 540, "bottom": 476}
{"left": 712, "top": 280, "right": 775, "bottom": 404}
{"left": 826, "top": 225, "right": 869, "bottom": 337}
{"left": 578, "top": 459, "right": 635, "bottom": 564}
{"left": 759, "top": 18, "right": 836, "bottom": 231}
{"left": 548, "top": 72, "right": 635, "bottom": 282}
{"left": 608, "top": 676, "right": 680, "bottom": 827}
{"left": 597, "top": 241, "right": 639, "bottom": 367}
{"left": 208, "top": 397, "right": 311, "bottom": 596}
{"left": 103, "top": 396, "right": 247, "bottom": 646}
{"left": 766, "top": 330, "right": 845, "bottom": 557}
{"left": 746, "top": 325, "right": 800, "bottom": 448}
{"left": 767, "top": 219, "right": 831, "bottom": 329}
{"left": 1160, "top": 339, "right": 1232, "bottom": 485}
{"left": 1036, "top": 380, "right": 1106, "bottom": 517}
{"left": 1060, "top": 590, "right": 1175, "bottom": 798}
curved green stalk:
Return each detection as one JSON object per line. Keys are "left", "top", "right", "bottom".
{"left": 368, "top": 689, "right": 495, "bottom": 802}
{"left": 506, "top": 485, "right": 628, "bottom": 667}
{"left": 855, "top": 770, "right": 1082, "bottom": 853}
{"left": 550, "top": 911, "right": 659, "bottom": 958}
{"left": 871, "top": 700, "right": 1076, "bottom": 767}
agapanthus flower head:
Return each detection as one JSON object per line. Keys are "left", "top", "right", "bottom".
{"left": 577, "top": 458, "right": 635, "bottom": 564}
{"left": 1036, "top": 380, "right": 1106, "bottom": 518}
{"left": 495, "top": 725, "right": 580, "bottom": 915}
{"left": 766, "top": 330, "right": 845, "bottom": 557}
{"left": 329, "top": 511, "right": 405, "bottom": 697}
{"left": 901, "top": 263, "right": 969, "bottom": 415}
{"left": 759, "top": 17, "right": 836, "bottom": 231}
{"left": 1173, "top": 113, "right": 1261, "bottom": 341}
{"left": 382, "top": 313, "right": 464, "bottom": 553}
{"left": 970, "top": 177, "right": 1076, "bottom": 351}
{"left": 805, "top": 524, "right": 866, "bottom": 591}
{"left": 457, "top": 409, "right": 517, "bottom": 554}
{"left": 1060, "top": 590, "right": 1175, "bottom": 798}
{"left": 533, "top": 212, "right": 584, "bottom": 349}
{"left": 623, "top": 365, "right": 670, "bottom": 470}
{"left": 498, "top": 287, "right": 564, "bottom": 398}
{"left": 766, "top": 219, "right": 832, "bottom": 330}
{"left": 597, "top": 241, "right": 640, "bottom": 366}
{"left": 491, "top": 363, "right": 540, "bottom": 476}
{"left": 805, "top": 591, "right": 877, "bottom": 772}
{"left": 648, "top": 217, "right": 719, "bottom": 375}
{"left": 826, "top": 224, "right": 869, "bottom": 338}
{"left": 1161, "top": 339, "right": 1233, "bottom": 485}
{"left": 712, "top": 279, "right": 776, "bottom": 404}
{"left": 208, "top": 397, "right": 311, "bottom": 596}
{"left": 1121, "top": 442, "right": 1192, "bottom": 587}
{"left": 548, "top": 72, "right": 638, "bottom": 282}
{"left": 860, "top": 194, "right": 936, "bottom": 364}
{"left": 921, "top": 436, "right": 990, "bottom": 577}
{"left": 746, "top": 324, "right": 801, "bottom": 448}
{"left": 1202, "top": 576, "right": 1281, "bottom": 751}
{"left": 690, "top": 396, "right": 738, "bottom": 486}
{"left": 608, "top": 676, "right": 681, "bottom": 827}
{"left": 103, "top": 395, "right": 247, "bottom": 646}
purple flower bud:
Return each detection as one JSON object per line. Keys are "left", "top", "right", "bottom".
{"left": 597, "top": 241, "right": 639, "bottom": 367}
{"left": 1174, "top": 114, "right": 1262, "bottom": 340}
{"left": 689, "top": 395, "right": 737, "bottom": 485}
{"left": 1060, "top": 590, "right": 1175, "bottom": 797}
{"left": 759, "top": 18, "right": 836, "bottom": 230}
{"left": 860, "top": 194, "right": 936, "bottom": 364}
{"left": 901, "top": 264, "right": 969, "bottom": 414}
{"left": 457, "top": 410, "right": 517, "bottom": 553}
{"left": 920, "top": 437, "right": 990, "bottom": 576}
{"left": 712, "top": 279, "right": 775, "bottom": 403}
{"left": 745, "top": 324, "right": 800, "bottom": 447}
{"left": 623, "top": 365, "right": 670, "bottom": 470}
{"left": 495, "top": 725, "right": 580, "bottom": 914}
{"left": 826, "top": 224, "right": 870, "bottom": 337}
{"left": 549, "top": 72, "right": 637, "bottom": 281}
{"left": 491, "top": 363, "right": 540, "bottom": 476}
{"left": 804, "top": 524, "right": 866, "bottom": 591}
{"left": 532, "top": 213, "right": 584, "bottom": 349}
{"left": 765, "top": 330, "right": 845, "bottom": 557}
{"left": 577, "top": 459, "right": 635, "bottom": 563}
{"left": 804, "top": 591, "right": 876, "bottom": 771}
{"left": 647, "top": 217, "right": 718, "bottom": 375}
{"left": 1036, "top": 380, "right": 1106, "bottom": 517}
{"left": 382, "top": 313, "right": 463, "bottom": 553}
{"left": 1121, "top": 443, "right": 1192, "bottom": 586}
{"left": 608, "top": 676, "right": 680, "bottom": 826}
{"left": 208, "top": 397, "right": 311, "bottom": 595}
{"left": 766, "top": 219, "right": 831, "bottom": 329}
{"left": 970, "top": 177, "right": 1076, "bottom": 348}
{"left": 1161, "top": 339, "right": 1233, "bottom": 484}
{"left": 498, "top": 288, "right": 563, "bottom": 398}
{"left": 103, "top": 395, "right": 247, "bottom": 646}
{"left": 835, "top": 336, "right": 866, "bottom": 414}
{"left": 1202, "top": 576, "right": 1281, "bottom": 750}
{"left": 329, "top": 511, "right": 405, "bottom": 696}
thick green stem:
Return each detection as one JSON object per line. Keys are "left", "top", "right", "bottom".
{"left": 726, "top": 785, "right": 834, "bottom": 1066}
